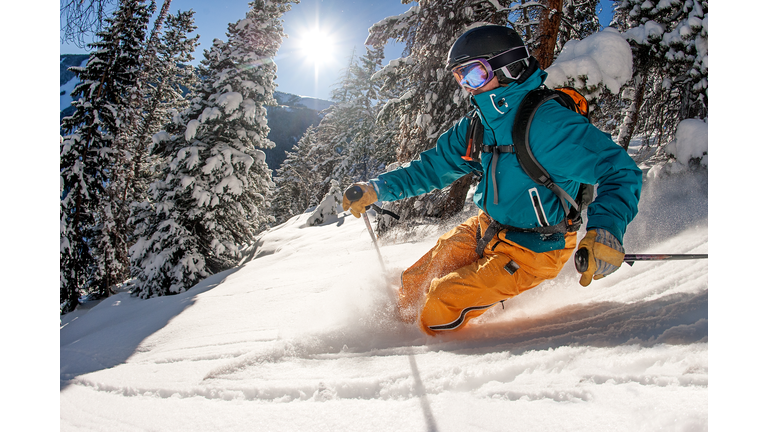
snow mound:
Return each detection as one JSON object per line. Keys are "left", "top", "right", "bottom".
{"left": 665, "top": 118, "right": 708, "bottom": 167}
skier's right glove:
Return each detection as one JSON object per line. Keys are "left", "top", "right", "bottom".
{"left": 342, "top": 182, "right": 378, "bottom": 218}
{"left": 577, "top": 228, "right": 625, "bottom": 287}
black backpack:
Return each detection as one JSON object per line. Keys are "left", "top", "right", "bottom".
{"left": 463, "top": 86, "right": 595, "bottom": 234}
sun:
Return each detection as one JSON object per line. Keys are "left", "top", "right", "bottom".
{"left": 297, "top": 27, "right": 336, "bottom": 69}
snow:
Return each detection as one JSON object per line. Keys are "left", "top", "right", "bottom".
{"left": 185, "top": 119, "right": 200, "bottom": 142}
{"left": 307, "top": 180, "right": 343, "bottom": 227}
{"left": 152, "top": 130, "right": 172, "bottom": 145}
{"left": 215, "top": 91, "right": 244, "bottom": 115}
{"left": 545, "top": 28, "right": 633, "bottom": 96}
{"left": 624, "top": 20, "right": 666, "bottom": 45}
{"left": 200, "top": 106, "right": 222, "bottom": 123}
{"left": 366, "top": 5, "right": 419, "bottom": 43}
{"left": 214, "top": 175, "right": 244, "bottom": 195}
{"left": 60, "top": 163, "right": 710, "bottom": 431}
{"left": 665, "top": 118, "right": 708, "bottom": 167}
{"left": 242, "top": 98, "right": 257, "bottom": 121}
{"left": 371, "top": 56, "right": 411, "bottom": 82}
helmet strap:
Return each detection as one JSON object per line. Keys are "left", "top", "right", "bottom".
{"left": 495, "top": 60, "right": 527, "bottom": 85}
{"left": 493, "top": 56, "right": 540, "bottom": 85}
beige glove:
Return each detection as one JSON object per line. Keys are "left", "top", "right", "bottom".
{"left": 342, "top": 182, "right": 378, "bottom": 218}
{"left": 577, "top": 229, "right": 625, "bottom": 287}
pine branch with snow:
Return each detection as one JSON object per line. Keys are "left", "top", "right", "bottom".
{"left": 614, "top": 0, "right": 708, "bottom": 148}
{"left": 544, "top": 28, "right": 634, "bottom": 99}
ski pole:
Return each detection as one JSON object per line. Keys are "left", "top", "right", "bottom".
{"left": 345, "top": 186, "right": 387, "bottom": 273}
{"left": 574, "top": 248, "right": 708, "bottom": 273}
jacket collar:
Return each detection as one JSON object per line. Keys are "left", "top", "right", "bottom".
{"left": 471, "top": 69, "right": 548, "bottom": 128}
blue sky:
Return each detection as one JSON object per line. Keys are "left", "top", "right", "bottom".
{"left": 60, "top": 0, "right": 615, "bottom": 101}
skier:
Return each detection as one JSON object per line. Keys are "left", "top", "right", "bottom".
{"left": 343, "top": 25, "right": 642, "bottom": 336}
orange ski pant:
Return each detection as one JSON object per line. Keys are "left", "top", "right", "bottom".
{"left": 397, "top": 211, "right": 577, "bottom": 336}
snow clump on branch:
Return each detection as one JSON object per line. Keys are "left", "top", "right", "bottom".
{"left": 544, "top": 28, "right": 633, "bottom": 99}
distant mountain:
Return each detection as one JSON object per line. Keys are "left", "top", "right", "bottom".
{"left": 60, "top": 54, "right": 332, "bottom": 172}
{"left": 273, "top": 91, "right": 334, "bottom": 112}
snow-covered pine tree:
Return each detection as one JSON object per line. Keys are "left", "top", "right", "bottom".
{"left": 271, "top": 127, "right": 320, "bottom": 225}
{"left": 365, "top": 49, "right": 399, "bottom": 183}
{"left": 505, "top": 1, "right": 602, "bottom": 69}
{"left": 332, "top": 46, "right": 392, "bottom": 186}
{"left": 562, "top": 0, "right": 602, "bottom": 41}
{"left": 302, "top": 51, "right": 359, "bottom": 204}
{"left": 60, "top": 134, "right": 100, "bottom": 312}
{"left": 60, "top": 0, "right": 152, "bottom": 311}
{"left": 307, "top": 179, "right": 343, "bottom": 227}
{"left": 657, "top": 1, "right": 707, "bottom": 122}
{"left": 296, "top": 46, "right": 394, "bottom": 211}
{"left": 614, "top": 0, "right": 708, "bottom": 149}
{"left": 129, "top": 0, "right": 296, "bottom": 298}
{"left": 516, "top": 0, "right": 599, "bottom": 69}
{"left": 127, "top": 9, "right": 200, "bottom": 209}
{"left": 365, "top": 0, "right": 511, "bottom": 229}
{"left": 92, "top": 0, "right": 153, "bottom": 297}
{"left": 271, "top": 47, "right": 395, "bottom": 226}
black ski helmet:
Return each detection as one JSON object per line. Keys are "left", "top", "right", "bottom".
{"left": 446, "top": 25, "right": 538, "bottom": 84}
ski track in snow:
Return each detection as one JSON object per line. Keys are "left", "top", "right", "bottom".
{"left": 60, "top": 172, "right": 708, "bottom": 432}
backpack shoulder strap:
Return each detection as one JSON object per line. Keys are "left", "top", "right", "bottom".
{"left": 512, "top": 87, "right": 579, "bottom": 210}
{"left": 462, "top": 110, "right": 484, "bottom": 162}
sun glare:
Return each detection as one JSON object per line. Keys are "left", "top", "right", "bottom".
{"left": 298, "top": 27, "right": 336, "bottom": 69}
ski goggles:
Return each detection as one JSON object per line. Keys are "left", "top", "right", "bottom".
{"left": 451, "top": 46, "right": 530, "bottom": 90}
{"left": 451, "top": 59, "right": 496, "bottom": 90}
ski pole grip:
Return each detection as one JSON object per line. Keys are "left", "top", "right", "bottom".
{"left": 345, "top": 185, "right": 363, "bottom": 202}
{"left": 574, "top": 248, "right": 589, "bottom": 273}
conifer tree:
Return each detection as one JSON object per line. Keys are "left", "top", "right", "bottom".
{"left": 508, "top": 1, "right": 602, "bottom": 69}
{"left": 60, "top": 0, "right": 153, "bottom": 311}
{"left": 292, "top": 46, "right": 394, "bottom": 209}
{"left": 304, "top": 52, "right": 359, "bottom": 202}
{"left": 271, "top": 127, "right": 320, "bottom": 225}
{"left": 93, "top": 0, "right": 153, "bottom": 297}
{"left": 307, "top": 179, "right": 343, "bottom": 227}
{"left": 130, "top": 0, "right": 296, "bottom": 298}
{"left": 270, "top": 46, "right": 398, "bottom": 226}
{"left": 562, "top": 0, "right": 602, "bottom": 41}
{"left": 127, "top": 9, "right": 200, "bottom": 209}
{"left": 614, "top": 0, "right": 708, "bottom": 149}
{"left": 332, "top": 46, "right": 390, "bottom": 186}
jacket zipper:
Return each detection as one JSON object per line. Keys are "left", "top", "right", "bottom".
{"left": 528, "top": 187, "right": 550, "bottom": 227}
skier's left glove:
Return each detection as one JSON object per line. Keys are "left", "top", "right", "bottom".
{"left": 577, "top": 228, "right": 625, "bottom": 287}
{"left": 342, "top": 182, "right": 378, "bottom": 218}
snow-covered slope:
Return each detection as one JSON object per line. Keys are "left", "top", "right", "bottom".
{"left": 60, "top": 170, "right": 708, "bottom": 432}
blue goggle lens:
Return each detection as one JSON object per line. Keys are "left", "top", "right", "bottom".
{"left": 452, "top": 60, "right": 493, "bottom": 89}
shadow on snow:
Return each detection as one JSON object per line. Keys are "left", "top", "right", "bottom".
{"left": 59, "top": 266, "right": 244, "bottom": 391}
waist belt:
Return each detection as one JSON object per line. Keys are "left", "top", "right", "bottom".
{"left": 475, "top": 218, "right": 567, "bottom": 258}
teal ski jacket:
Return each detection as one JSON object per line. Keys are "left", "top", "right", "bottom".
{"left": 371, "top": 69, "right": 642, "bottom": 253}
